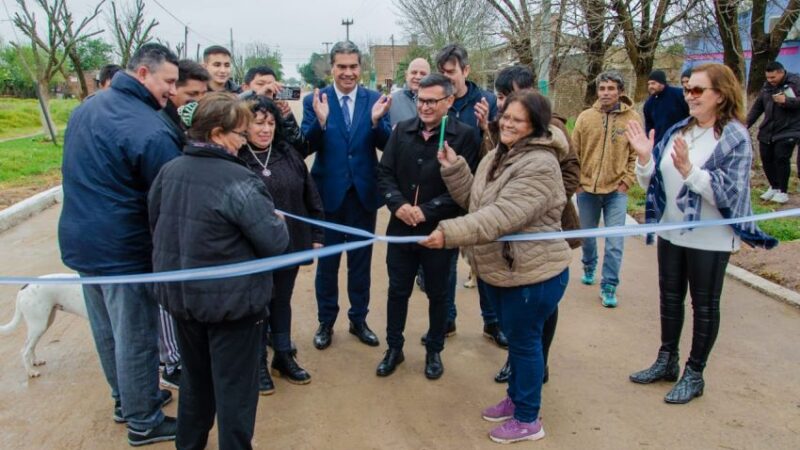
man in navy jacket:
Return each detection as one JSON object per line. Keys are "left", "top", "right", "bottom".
{"left": 301, "top": 41, "right": 392, "bottom": 351}
{"left": 643, "top": 70, "right": 689, "bottom": 146}
{"left": 58, "top": 43, "right": 181, "bottom": 446}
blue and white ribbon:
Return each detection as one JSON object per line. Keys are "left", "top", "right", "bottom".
{"left": 0, "top": 208, "right": 797, "bottom": 286}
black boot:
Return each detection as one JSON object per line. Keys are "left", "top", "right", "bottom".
{"left": 258, "top": 348, "right": 275, "bottom": 395}
{"left": 665, "top": 366, "right": 705, "bottom": 404}
{"left": 494, "top": 359, "right": 511, "bottom": 383}
{"left": 629, "top": 351, "right": 680, "bottom": 384}
{"left": 271, "top": 351, "right": 311, "bottom": 385}
{"left": 483, "top": 322, "right": 508, "bottom": 348}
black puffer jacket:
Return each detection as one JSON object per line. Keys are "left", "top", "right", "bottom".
{"left": 746, "top": 72, "right": 800, "bottom": 143}
{"left": 149, "top": 141, "right": 289, "bottom": 323}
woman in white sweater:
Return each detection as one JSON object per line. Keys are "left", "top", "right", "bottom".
{"left": 625, "top": 63, "right": 776, "bottom": 404}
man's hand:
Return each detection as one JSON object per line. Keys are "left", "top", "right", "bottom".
{"left": 410, "top": 206, "right": 426, "bottom": 225}
{"left": 395, "top": 203, "right": 418, "bottom": 226}
{"left": 475, "top": 97, "right": 490, "bottom": 132}
{"left": 773, "top": 93, "right": 787, "bottom": 105}
{"left": 276, "top": 100, "right": 292, "bottom": 118}
{"left": 371, "top": 94, "right": 392, "bottom": 126}
{"left": 312, "top": 243, "right": 324, "bottom": 249}
{"left": 312, "top": 88, "right": 329, "bottom": 128}
{"left": 617, "top": 181, "right": 629, "bottom": 193}
{"left": 419, "top": 229, "right": 445, "bottom": 249}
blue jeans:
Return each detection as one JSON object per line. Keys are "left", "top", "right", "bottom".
{"left": 485, "top": 269, "right": 569, "bottom": 423}
{"left": 80, "top": 278, "right": 164, "bottom": 430}
{"left": 577, "top": 191, "right": 627, "bottom": 287}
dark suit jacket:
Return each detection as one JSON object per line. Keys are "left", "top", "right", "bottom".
{"left": 301, "top": 85, "right": 392, "bottom": 212}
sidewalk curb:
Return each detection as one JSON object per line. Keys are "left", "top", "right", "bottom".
{"left": 0, "top": 187, "right": 796, "bottom": 308}
{"left": 0, "top": 186, "right": 62, "bottom": 234}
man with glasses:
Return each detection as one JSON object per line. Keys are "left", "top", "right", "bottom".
{"left": 572, "top": 71, "right": 640, "bottom": 308}
{"left": 301, "top": 41, "right": 392, "bottom": 351}
{"left": 747, "top": 61, "right": 800, "bottom": 203}
{"left": 376, "top": 74, "right": 479, "bottom": 379}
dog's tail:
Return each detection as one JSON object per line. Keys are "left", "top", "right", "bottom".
{"left": 0, "top": 287, "right": 24, "bottom": 335}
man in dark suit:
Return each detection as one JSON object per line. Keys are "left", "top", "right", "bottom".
{"left": 301, "top": 41, "right": 392, "bottom": 350}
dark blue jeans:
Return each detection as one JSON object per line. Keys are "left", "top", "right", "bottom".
{"left": 80, "top": 278, "right": 164, "bottom": 430}
{"left": 485, "top": 269, "right": 569, "bottom": 423}
{"left": 315, "top": 188, "right": 377, "bottom": 325}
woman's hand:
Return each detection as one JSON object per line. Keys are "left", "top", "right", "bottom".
{"left": 624, "top": 120, "right": 655, "bottom": 165}
{"left": 419, "top": 229, "right": 445, "bottom": 249}
{"left": 437, "top": 141, "right": 458, "bottom": 168}
{"left": 671, "top": 135, "right": 693, "bottom": 178}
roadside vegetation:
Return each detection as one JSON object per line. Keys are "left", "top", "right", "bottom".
{"left": 0, "top": 98, "right": 78, "bottom": 140}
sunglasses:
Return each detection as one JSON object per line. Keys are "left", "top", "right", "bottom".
{"left": 683, "top": 86, "right": 712, "bottom": 97}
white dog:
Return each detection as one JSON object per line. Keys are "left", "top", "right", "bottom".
{"left": 0, "top": 274, "right": 87, "bottom": 377}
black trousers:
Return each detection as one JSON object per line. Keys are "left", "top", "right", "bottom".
{"left": 760, "top": 138, "right": 797, "bottom": 192}
{"left": 386, "top": 243, "right": 457, "bottom": 353}
{"left": 657, "top": 238, "right": 730, "bottom": 372}
{"left": 264, "top": 267, "right": 300, "bottom": 352}
{"left": 174, "top": 315, "right": 263, "bottom": 450}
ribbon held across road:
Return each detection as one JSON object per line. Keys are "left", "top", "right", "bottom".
{"left": 0, "top": 208, "right": 797, "bottom": 286}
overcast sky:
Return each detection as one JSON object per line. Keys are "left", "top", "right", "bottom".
{"left": 0, "top": 0, "right": 407, "bottom": 80}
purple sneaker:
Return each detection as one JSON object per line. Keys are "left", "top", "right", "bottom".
{"left": 481, "top": 396, "right": 515, "bottom": 422}
{"left": 489, "top": 418, "right": 545, "bottom": 444}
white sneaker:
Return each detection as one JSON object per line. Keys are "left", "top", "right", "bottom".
{"left": 760, "top": 187, "right": 778, "bottom": 200}
{"left": 771, "top": 192, "right": 789, "bottom": 204}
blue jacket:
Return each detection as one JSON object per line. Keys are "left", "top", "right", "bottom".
{"left": 449, "top": 80, "right": 498, "bottom": 134}
{"left": 643, "top": 85, "right": 689, "bottom": 146}
{"left": 301, "top": 85, "right": 392, "bottom": 212}
{"left": 59, "top": 71, "right": 182, "bottom": 275}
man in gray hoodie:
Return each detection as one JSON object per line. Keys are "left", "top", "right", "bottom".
{"left": 389, "top": 58, "right": 430, "bottom": 126}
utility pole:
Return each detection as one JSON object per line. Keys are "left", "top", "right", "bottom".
{"left": 537, "top": 0, "right": 553, "bottom": 96}
{"left": 390, "top": 34, "right": 395, "bottom": 80}
{"left": 322, "top": 41, "right": 333, "bottom": 53}
{"left": 341, "top": 18, "right": 353, "bottom": 41}
{"left": 183, "top": 25, "right": 188, "bottom": 58}
{"left": 229, "top": 28, "right": 234, "bottom": 56}
{"left": 196, "top": 43, "right": 200, "bottom": 61}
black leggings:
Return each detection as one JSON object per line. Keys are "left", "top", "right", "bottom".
{"left": 760, "top": 139, "right": 796, "bottom": 192}
{"left": 657, "top": 238, "right": 730, "bottom": 372}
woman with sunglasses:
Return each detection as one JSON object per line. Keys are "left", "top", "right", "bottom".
{"left": 238, "top": 96, "right": 325, "bottom": 393}
{"left": 625, "top": 63, "right": 777, "bottom": 404}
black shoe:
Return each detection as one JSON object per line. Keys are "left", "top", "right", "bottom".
{"left": 313, "top": 323, "right": 334, "bottom": 350}
{"left": 483, "top": 322, "right": 508, "bottom": 348}
{"left": 127, "top": 416, "right": 177, "bottom": 446}
{"left": 258, "top": 350, "right": 275, "bottom": 395}
{"left": 376, "top": 348, "right": 405, "bottom": 377}
{"left": 494, "top": 360, "right": 511, "bottom": 383}
{"left": 630, "top": 351, "right": 680, "bottom": 384}
{"left": 420, "top": 321, "right": 456, "bottom": 345}
{"left": 424, "top": 352, "right": 444, "bottom": 380}
{"left": 114, "top": 389, "right": 172, "bottom": 424}
{"left": 349, "top": 321, "right": 380, "bottom": 347}
{"left": 272, "top": 351, "right": 311, "bottom": 385}
{"left": 543, "top": 365, "right": 550, "bottom": 384}
{"left": 159, "top": 367, "right": 180, "bottom": 390}
{"left": 665, "top": 366, "right": 705, "bottom": 404}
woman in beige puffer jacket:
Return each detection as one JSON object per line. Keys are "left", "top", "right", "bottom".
{"left": 421, "top": 91, "right": 570, "bottom": 444}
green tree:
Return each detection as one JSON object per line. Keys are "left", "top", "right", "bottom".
{"left": 70, "top": 38, "right": 114, "bottom": 72}
{"left": 298, "top": 52, "right": 330, "bottom": 87}
{"left": 234, "top": 42, "right": 283, "bottom": 82}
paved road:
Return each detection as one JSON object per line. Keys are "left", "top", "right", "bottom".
{"left": 0, "top": 203, "right": 798, "bottom": 449}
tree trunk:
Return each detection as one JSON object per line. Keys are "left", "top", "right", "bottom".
{"left": 715, "top": 0, "right": 745, "bottom": 83}
{"left": 632, "top": 56, "right": 656, "bottom": 103}
{"left": 36, "top": 80, "right": 58, "bottom": 141}
{"left": 583, "top": 52, "right": 604, "bottom": 107}
{"left": 68, "top": 48, "right": 90, "bottom": 100}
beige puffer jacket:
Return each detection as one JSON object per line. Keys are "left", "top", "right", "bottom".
{"left": 437, "top": 126, "right": 572, "bottom": 287}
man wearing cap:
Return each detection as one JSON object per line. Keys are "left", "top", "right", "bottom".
{"left": 642, "top": 70, "right": 689, "bottom": 146}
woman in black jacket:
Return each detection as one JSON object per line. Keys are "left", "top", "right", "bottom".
{"left": 238, "top": 96, "right": 325, "bottom": 392}
{"left": 149, "top": 92, "right": 289, "bottom": 449}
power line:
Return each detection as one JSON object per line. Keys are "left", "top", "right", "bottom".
{"left": 150, "top": 0, "right": 226, "bottom": 46}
